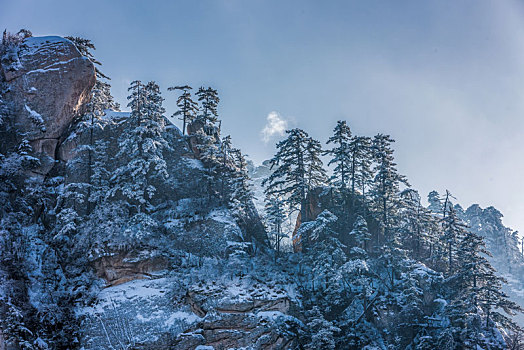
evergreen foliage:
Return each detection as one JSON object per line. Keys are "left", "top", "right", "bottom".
{"left": 168, "top": 85, "right": 198, "bottom": 135}
{"left": 263, "top": 128, "right": 326, "bottom": 219}
{"left": 108, "top": 80, "right": 170, "bottom": 213}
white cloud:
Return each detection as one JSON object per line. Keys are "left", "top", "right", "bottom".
{"left": 261, "top": 111, "right": 288, "bottom": 143}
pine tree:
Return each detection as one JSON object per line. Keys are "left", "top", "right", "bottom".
{"left": 304, "top": 306, "right": 340, "bottom": 350}
{"left": 263, "top": 128, "right": 326, "bottom": 220}
{"left": 109, "top": 80, "right": 169, "bottom": 213}
{"left": 298, "top": 210, "right": 347, "bottom": 309}
{"left": 228, "top": 148, "right": 254, "bottom": 216}
{"left": 264, "top": 195, "right": 287, "bottom": 257}
{"left": 445, "top": 228, "right": 523, "bottom": 348}
{"left": 349, "top": 135, "right": 373, "bottom": 201}
{"left": 427, "top": 190, "right": 443, "bottom": 213}
{"left": 220, "top": 135, "right": 233, "bottom": 167}
{"left": 195, "top": 86, "right": 220, "bottom": 125}
{"left": 65, "top": 36, "right": 109, "bottom": 80}
{"left": 348, "top": 215, "right": 371, "bottom": 252}
{"left": 198, "top": 134, "right": 222, "bottom": 203}
{"left": 305, "top": 138, "right": 327, "bottom": 192}
{"left": 399, "top": 189, "right": 439, "bottom": 260}
{"left": 441, "top": 205, "right": 467, "bottom": 274}
{"left": 325, "top": 120, "right": 352, "bottom": 189}
{"left": 442, "top": 189, "right": 455, "bottom": 218}
{"left": 88, "top": 139, "right": 110, "bottom": 206}
{"left": 80, "top": 80, "right": 119, "bottom": 213}
{"left": 370, "top": 134, "right": 409, "bottom": 243}
{"left": 168, "top": 85, "right": 198, "bottom": 135}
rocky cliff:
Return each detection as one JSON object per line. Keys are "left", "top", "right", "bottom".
{"left": 1, "top": 36, "right": 95, "bottom": 176}
{"left": 0, "top": 34, "right": 299, "bottom": 349}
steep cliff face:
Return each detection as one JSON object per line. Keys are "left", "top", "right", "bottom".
{"left": 1, "top": 36, "right": 95, "bottom": 176}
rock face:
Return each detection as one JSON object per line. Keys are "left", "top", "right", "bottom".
{"left": 93, "top": 251, "right": 169, "bottom": 286}
{"left": 292, "top": 187, "right": 325, "bottom": 252}
{"left": 1, "top": 36, "right": 95, "bottom": 175}
{"left": 80, "top": 259, "right": 301, "bottom": 349}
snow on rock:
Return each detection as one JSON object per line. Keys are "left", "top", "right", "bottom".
{"left": 80, "top": 258, "right": 301, "bottom": 349}
{"left": 207, "top": 209, "right": 236, "bottom": 225}
{"left": 1, "top": 35, "right": 95, "bottom": 176}
{"left": 24, "top": 104, "right": 45, "bottom": 131}
{"left": 80, "top": 277, "right": 201, "bottom": 348}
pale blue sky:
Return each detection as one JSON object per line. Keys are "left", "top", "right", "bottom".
{"left": 4, "top": 0, "right": 524, "bottom": 233}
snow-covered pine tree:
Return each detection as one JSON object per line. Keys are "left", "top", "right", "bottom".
{"left": 263, "top": 128, "right": 325, "bottom": 221}
{"left": 264, "top": 195, "right": 287, "bottom": 257}
{"left": 0, "top": 141, "right": 42, "bottom": 345}
{"left": 297, "top": 210, "right": 347, "bottom": 310}
{"left": 442, "top": 189, "right": 455, "bottom": 218}
{"left": 446, "top": 228, "right": 522, "bottom": 348}
{"left": 304, "top": 306, "right": 340, "bottom": 350}
{"left": 220, "top": 135, "right": 232, "bottom": 167}
{"left": 66, "top": 36, "right": 118, "bottom": 214}
{"left": 399, "top": 188, "right": 440, "bottom": 260}
{"left": 370, "top": 133, "right": 409, "bottom": 244}
{"left": 349, "top": 135, "right": 373, "bottom": 202}
{"left": 195, "top": 86, "right": 220, "bottom": 126}
{"left": 347, "top": 214, "right": 371, "bottom": 252}
{"left": 168, "top": 85, "right": 198, "bottom": 135}
{"left": 427, "top": 190, "right": 443, "bottom": 213}
{"left": 305, "top": 138, "right": 327, "bottom": 192}
{"left": 228, "top": 147, "right": 254, "bottom": 217}
{"left": 441, "top": 205, "right": 468, "bottom": 274}
{"left": 82, "top": 80, "right": 119, "bottom": 213}
{"left": 325, "top": 120, "right": 352, "bottom": 189}
{"left": 88, "top": 139, "right": 110, "bottom": 206}
{"left": 197, "top": 133, "right": 222, "bottom": 203}
{"left": 108, "top": 80, "right": 169, "bottom": 213}
{"left": 217, "top": 135, "right": 233, "bottom": 201}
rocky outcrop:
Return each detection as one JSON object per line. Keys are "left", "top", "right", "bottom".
{"left": 292, "top": 187, "right": 325, "bottom": 252}
{"left": 80, "top": 267, "right": 301, "bottom": 349}
{"left": 93, "top": 251, "right": 169, "bottom": 286}
{"left": 173, "top": 311, "right": 299, "bottom": 350}
{"left": 1, "top": 36, "right": 95, "bottom": 175}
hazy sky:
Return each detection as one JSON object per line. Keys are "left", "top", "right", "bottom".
{"left": 3, "top": 0, "right": 524, "bottom": 234}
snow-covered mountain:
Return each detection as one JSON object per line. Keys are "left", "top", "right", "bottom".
{"left": 2, "top": 32, "right": 524, "bottom": 349}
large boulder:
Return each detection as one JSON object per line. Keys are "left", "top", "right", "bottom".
{"left": 1, "top": 36, "right": 95, "bottom": 175}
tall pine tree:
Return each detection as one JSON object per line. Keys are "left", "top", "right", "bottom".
{"left": 108, "top": 80, "right": 169, "bottom": 213}
{"left": 168, "top": 85, "right": 198, "bottom": 135}
{"left": 370, "top": 134, "right": 409, "bottom": 243}
{"left": 263, "top": 128, "right": 326, "bottom": 221}
{"left": 325, "top": 120, "right": 352, "bottom": 189}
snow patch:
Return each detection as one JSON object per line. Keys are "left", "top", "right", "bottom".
{"left": 102, "top": 109, "right": 129, "bottom": 123}
{"left": 164, "top": 311, "right": 201, "bottom": 327}
{"left": 25, "top": 104, "right": 44, "bottom": 128}
{"left": 86, "top": 278, "right": 169, "bottom": 314}
{"left": 185, "top": 158, "right": 204, "bottom": 170}
{"left": 26, "top": 67, "right": 61, "bottom": 75}
{"left": 22, "top": 36, "right": 71, "bottom": 55}
{"left": 207, "top": 209, "right": 235, "bottom": 225}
